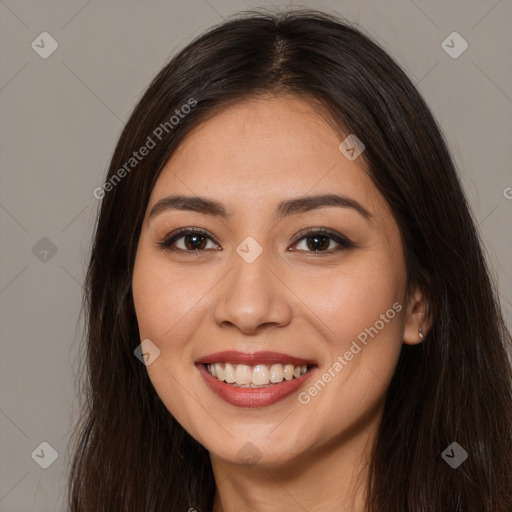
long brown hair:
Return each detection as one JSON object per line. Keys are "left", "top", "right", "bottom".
{"left": 67, "top": 8, "right": 512, "bottom": 511}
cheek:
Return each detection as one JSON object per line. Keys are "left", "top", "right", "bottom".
{"left": 132, "top": 248, "right": 207, "bottom": 345}
{"left": 317, "top": 258, "right": 405, "bottom": 347}
{"left": 292, "top": 283, "right": 404, "bottom": 446}
{"left": 131, "top": 248, "right": 207, "bottom": 433}
{"left": 304, "top": 249, "right": 406, "bottom": 407}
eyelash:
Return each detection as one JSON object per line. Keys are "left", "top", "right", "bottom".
{"left": 157, "top": 227, "right": 355, "bottom": 255}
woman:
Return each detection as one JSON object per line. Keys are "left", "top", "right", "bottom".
{"left": 67, "top": 8, "right": 512, "bottom": 511}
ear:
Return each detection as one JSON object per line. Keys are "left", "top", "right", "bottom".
{"left": 403, "top": 282, "right": 432, "bottom": 345}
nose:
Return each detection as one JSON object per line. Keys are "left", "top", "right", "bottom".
{"left": 212, "top": 249, "right": 293, "bottom": 335}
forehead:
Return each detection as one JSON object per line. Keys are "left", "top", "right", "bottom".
{"left": 148, "top": 95, "right": 387, "bottom": 219}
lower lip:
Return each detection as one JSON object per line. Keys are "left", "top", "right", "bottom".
{"left": 197, "top": 363, "right": 316, "bottom": 408}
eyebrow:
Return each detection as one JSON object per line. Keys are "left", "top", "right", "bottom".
{"left": 148, "top": 193, "right": 373, "bottom": 222}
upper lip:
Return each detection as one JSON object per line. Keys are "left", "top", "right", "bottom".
{"left": 195, "top": 351, "right": 317, "bottom": 366}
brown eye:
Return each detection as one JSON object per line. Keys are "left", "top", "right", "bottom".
{"left": 159, "top": 228, "right": 220, "bottom": 252}
{"left": 295, "top": 233, "right": 336, "bottom": 252}
{"left": 290, "top": 228, "right": 354, "bottom": 253}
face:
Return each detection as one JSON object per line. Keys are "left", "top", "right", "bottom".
{"left": 132, "top": 95, "right": 417, "bottom": 469}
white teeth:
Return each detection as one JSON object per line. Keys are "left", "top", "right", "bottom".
{"left": 235, "top": 364, "right": 252, "bottom": 385}
{"left": 269, "top": 364, "right": 284, "bottom": 383}
{"left": 252, "top": 364, "right": 270, "bottom": 385}
{"left": 283, "top": 364, "right": 294, "bottom": 381}
{"left": 215, "top": 363, "right": 224, "bottom": 381}
{"left": 224, "top": 363, "right": 236, "bottom": 383}
{"left": 205, "top": 362, "right": 311, "bottom": 387}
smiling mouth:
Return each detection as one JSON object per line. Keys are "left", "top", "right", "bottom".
{"left": 203, "top": 362, "right": 314, "bottom": 388}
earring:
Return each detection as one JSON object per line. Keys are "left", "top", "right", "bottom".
{"left": 418, "top": 326, "right": 424, "bottom": 340}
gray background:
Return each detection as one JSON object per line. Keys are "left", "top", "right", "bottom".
{"left": 1, "top": 0, "right": 511, "bottom": 510}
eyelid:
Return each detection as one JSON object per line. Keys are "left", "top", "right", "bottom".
{"left": 290, "top": 227, "right": 353, "bottom": 248}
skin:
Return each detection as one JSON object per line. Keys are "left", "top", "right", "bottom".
{"left": 132, "top": 94, "right": 431, "bottom": 512}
